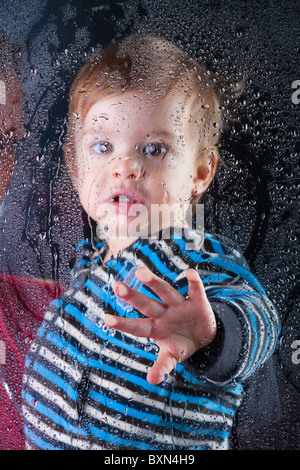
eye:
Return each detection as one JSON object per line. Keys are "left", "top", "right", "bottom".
{"left": 92, "top": 141, "right": 114, "bottom": 154}
{"left": 143, "top": 142, "right": 168, "bottom": 158}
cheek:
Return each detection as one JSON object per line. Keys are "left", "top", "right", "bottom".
{"left": 77, "top": 171, "right": 98, "bottom": 205}
{"left": 149, "top": 179, "right": 170, "bottom": 204}
{"left": 144, "top": 160, "right": 186, "bottom": 205}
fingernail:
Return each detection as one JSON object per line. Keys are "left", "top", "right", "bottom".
{"left": 115, "top": 283, "right": 128, "bottom": 296}
{"left": 137, "top": 267, "right": 152, "bottom": 282}
{"left": 104, "top": 315, "right": 118, "bottom": 327}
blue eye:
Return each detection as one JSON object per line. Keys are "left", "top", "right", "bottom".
{"left": 143, "top": 142, "right": 168, "bottom": 158}
{"left": 92, "top": 141, "right": 113, "bottom": 154}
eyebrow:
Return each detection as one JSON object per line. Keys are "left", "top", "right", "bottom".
{"left": 83, "top": 122, "right": 111, "bottom": 137}
{"left": 145, "top": 130, "right": 174, "bottom": 140}
{"left": 83, "top": 127, "right": 175, "bottom": 141}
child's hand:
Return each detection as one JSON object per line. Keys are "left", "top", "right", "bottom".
{"left": 103, "top": 267, "right": 216, "bottom": 385}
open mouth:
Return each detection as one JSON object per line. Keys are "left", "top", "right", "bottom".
{"left": 109, "top": 190, "right": 144, "bottom": 204}
{"left": 110, "top": 195, "right": 136, "bottom": 203}
{"left": 108, "top": 191, "right": 145, "bottom": 214}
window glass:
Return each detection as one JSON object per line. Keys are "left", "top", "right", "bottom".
{"left": 0, "top": 0, "right": 298, "bottom": 451}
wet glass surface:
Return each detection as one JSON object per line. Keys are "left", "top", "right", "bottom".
{"left": 0, "top": 0, "right": 298, "bottom": 450}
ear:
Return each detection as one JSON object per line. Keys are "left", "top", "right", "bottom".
{"left": 192, "top": 147, "right": 218, "bottom": 197}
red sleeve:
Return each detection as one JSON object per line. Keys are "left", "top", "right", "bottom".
{"left": 0, "top": 272, "right": 66, "bottom": 449}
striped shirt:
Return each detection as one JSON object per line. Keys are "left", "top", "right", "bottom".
{"left": 22, "top": 228, "right": 280, "bottom": 450}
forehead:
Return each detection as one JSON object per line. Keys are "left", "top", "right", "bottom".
{"left": 82, "top": 90, "right": 189, "bottom": 137}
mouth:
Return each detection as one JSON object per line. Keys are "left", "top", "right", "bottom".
{"left": 108, "top": 190, "right": 145, "bottom": 213}
{"left": 110, "top": 195, "right": 136, "bottom": 203}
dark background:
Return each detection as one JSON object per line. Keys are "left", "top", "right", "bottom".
{"left": 0, "top": 0, "right": 298, "bottom": 449}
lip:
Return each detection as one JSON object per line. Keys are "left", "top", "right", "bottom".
{"left": 107, "top": 189, "right": 145, "bottom": 214}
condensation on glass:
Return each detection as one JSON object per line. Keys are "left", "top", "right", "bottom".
{"left": 0, "top": 0, "right": 298, "bottom": 451}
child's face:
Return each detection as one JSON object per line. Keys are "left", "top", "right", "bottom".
{"left": 74, "top": 90, "right": 214, "bottom": 241}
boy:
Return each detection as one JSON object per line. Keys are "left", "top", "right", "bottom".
{"left": 22, "top": 35, "right": 280, "bottom": 450}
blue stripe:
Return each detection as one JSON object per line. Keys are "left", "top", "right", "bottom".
{"left": 204, "top": 234, "right": 225, "bottom": 255}
{"left": 86, "top": 423, "right": 157, "bottom": 450}
{"left": 175, "top": 364, "right": 244, "bottom": 397}
{"left": 132, "top": 243, "right": 178, "bottom": 281}
{"left": 89, "top": 356, "right": 170, "bottom": 398}
{"left": 205, "top": 259, "right": 265, "bottom": 294}
{"left": 206, "top": 286, "right": 260, "bottom": 300}
{"left": 241, "top": 299, "right": 279, "bottom": 377}
{"left": 85, "top": 278, "right": 133, "bottom": 318}
{"left": 238, "top": 305, "right": 260, "bottom": 378}
{"left": 28, "top": 360, "right": 78, "bottom": 401}
{"left": 24, "top": 425, "right": 63, "bottom": 450}
{"left": 202, "top": 273, "right": 232, "bottom": 285}
{"left": 86, "top": 423, "right": 206, "bottom": 450}
{"left": 44, "top": 331, "right": 167, "bottom": 397}
{"left": 63, "top": 302, "right": 158, "bottom": 362}
{"left": 249, "top": 297, "right": 279, "bottom": 342}
{"left": 77, "top": 258, "right": 101, "bottom": 267}
{"left": 42, "top": 329, "right": 235, "bottom": 415}
{"left": 172, "top": 237, "right": 265, "bottom": 294}
{"left": 88, "top": 388, "right": 230, "bottom": 436}
{"left": 77, "top": 259, "right": 90, "bottom": 266}
{"left": 51, "top": 298, "right": 63, "bottom": 308}
{"left": 59, "top": 338, "right": 165, "bottom": 398}
{"left": 105, "top": 258, "right": 138, "bottom": 280}
{"left": 85, "top": 277, "right": 113, "bottom": 307}
{"left": 22, "top": 390, "right": 88, "bottom": 436}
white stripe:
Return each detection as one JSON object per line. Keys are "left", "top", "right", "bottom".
{"left": 74, "top": 289, "right": 106, "bottom": 320}
{"left": 38, "top": 346, "right": 82, "bottom": 382}
{"left": 84, "top": 402, "right": 228, "bottom": 449}
{"left": 89, "top": 373, "right": 233, "bottom": 426}
{"left": 54, "top": 314, "right": 150, "bottom": 374}
{"left": 24, "top": 374, "right": 79, "bottom": 420}
{"left": 22, "top": 404, "right": 90, "bottom": 450}
{"left": 90, "top": 265, "right": 111, "bottom": 284}
{"left": 72, "top": 288, "right": 150, "bottom": 346}
{"left": 156, "top": 240, "right": 190, "bottom": 272}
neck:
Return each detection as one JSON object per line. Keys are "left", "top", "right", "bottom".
{"left": 102, "top": 221, "right": 190, "bottom": 262}
{"left": 103, "top": 237, "right": 138, "bottom": 262}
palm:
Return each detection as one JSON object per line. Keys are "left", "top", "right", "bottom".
{"left": 104, "top": 267, "right": 216, "bottom": 384}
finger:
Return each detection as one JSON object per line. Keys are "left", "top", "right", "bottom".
{"left": 136, "top": 267, "right": 183, "bottom": 307}
{"left": 186, "top": 269, "right": 207, "bottom": 301}
{"left": 146, "top": 350, "right": 178, "bottom": 385}
{"left": 113, "top": 281, "right": 165, "bottom": 318}
{"left": 103, "top": 314, "right": 154, "bottom": 338}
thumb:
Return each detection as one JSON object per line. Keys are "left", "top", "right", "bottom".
{"left": 146, "top": 350, "right": 178, "bottom": 385}
{"left": 186, "top": 269, "right": 207, "bottom": 301}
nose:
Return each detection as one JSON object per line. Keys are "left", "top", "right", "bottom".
{"left": 111, "top": 155, "right": 143, "bottom": 180}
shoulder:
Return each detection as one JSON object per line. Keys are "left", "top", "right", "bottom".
{"left": 203, "top": 232, "right": 248, "bottom": 266}
{"left": 171, "top": 228, "right": 248, "bottom": 268}
{"left": 66, "top": 237, "right": 107, "bottom": 290}
{"left": 73, "top": 238, "right": 106, "bottom": 271}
